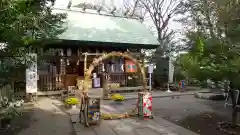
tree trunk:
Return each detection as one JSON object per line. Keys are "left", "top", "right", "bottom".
{"left": 229, "top": 81, "right": 238, "bottom": 127}
{"left": 232, "top": 108, "right": 237, "bottom": 127}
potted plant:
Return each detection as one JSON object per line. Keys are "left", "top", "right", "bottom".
{"left": 0, "top": 98, "right": 9, "bottom": 108}
{"left": 65, "top": 97, "right": 79, "bottom": 108}
{"left": 111, "top": 94, "right": 124, "bottom": 104}
{"left": 1, "top": 107, "right": 21, "bottom": 128}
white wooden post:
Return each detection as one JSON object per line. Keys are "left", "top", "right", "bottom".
{"left": 148, "top": 64, "right": 153, "bottom": 91}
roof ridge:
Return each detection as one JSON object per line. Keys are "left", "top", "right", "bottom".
{"left": 53, "top": 7, "right": 142, "bottom": 21}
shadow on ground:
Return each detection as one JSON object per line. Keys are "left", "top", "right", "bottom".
{"left": 152, "top": 95, "right": 240, "bottom": 135}
{"left": 178, "top": 112, "right": 240, "bottom": 135}
{"left": 0, "top": 99, "right": 75, "bottom": 135}
{"left": 0, "top": 109, "right": 34, "bottom": 135}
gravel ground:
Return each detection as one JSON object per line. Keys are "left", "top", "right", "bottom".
{"left": 102, "top": 95, "right": 240, "bottom": 135}
{"left": 151, "top": 95, "right": 240, "bottom": 135}
{"left": 2, "top": 95, "right": 239, "bottom": 135}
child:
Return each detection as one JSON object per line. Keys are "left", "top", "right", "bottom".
{"left": 179, "top": 80, "right": 185, "bottom": 92}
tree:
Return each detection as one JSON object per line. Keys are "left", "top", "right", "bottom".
{"left": 178, "top": 0, "right": 240, "bottom": 85}
{"left": 139, "top": 0, "right": 183, "bottom": 42}
{"left": 0, "top": 0, "right": 66, "bottom": 89}
{"left": 177, "top": 0, "right": 240, "bottom": 128}
{"left": 122, "top": 0, "right": 184, "bottom": 62}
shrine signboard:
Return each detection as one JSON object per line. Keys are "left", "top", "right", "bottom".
{"left": 26, "top": 53, "right": 38, "bottom": 93}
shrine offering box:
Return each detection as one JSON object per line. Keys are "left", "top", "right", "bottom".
{"left": 87, "top": 96, "right": 101, "bottom": 125}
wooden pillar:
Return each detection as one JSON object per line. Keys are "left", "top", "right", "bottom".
{"left": 141, "top": 54, "right": 145, "bottom": 69}
{"left": 141, "top": 54, "right": 145, "bottom": 88}
{"left": 101, "top": 53, "right": 109, "bottom": 99}
{"left": 101, "top": 72, "right": 109, "bottom": 99}
{"left": 232, "top": 108, "right": 238, "bottom": 127}
{"left": 84, "top": 53, "right": 88, "bottom": 75}
{"left": 99, "top": 52, "right": 108, "bottom": 98}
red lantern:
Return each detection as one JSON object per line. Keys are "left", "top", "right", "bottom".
{"left": 125, "top": 60, "right": 137, "bottom": 73}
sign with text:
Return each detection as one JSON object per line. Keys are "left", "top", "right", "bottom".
{"left": 26, "top": 53, "right": 38, "bottom": 93}
{"left": 93, "top": 78, "right": 101, "bottom": 88}
{"left": 148, "top": 64, "right": 154, "bottom": 73}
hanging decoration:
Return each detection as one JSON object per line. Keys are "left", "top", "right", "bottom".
{"left": 67, "top": 59, "right": 70, "bottom": 65}
{"left": 125, "top": 60, "right": 137, "bottom": 73}
{"left": 67, "top": 48, "right": 72, "bottom": 56}
{"left": 80, "top": 52, "right": 149, "bottom": 126}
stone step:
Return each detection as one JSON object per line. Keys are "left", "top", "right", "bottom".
{"left": 195, "top": 92, "right": 225, "bottom": 100}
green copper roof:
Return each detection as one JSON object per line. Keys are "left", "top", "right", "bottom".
{"left": 53, "top": 8, "right": 159, "bottom": 48}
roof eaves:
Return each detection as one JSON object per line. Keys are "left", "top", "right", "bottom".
{"left": 53, "top": 7, "right": 141, "bottom": 21}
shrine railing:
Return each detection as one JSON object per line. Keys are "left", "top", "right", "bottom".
{"left": 109, "top": 73, "right": 143, "bottom": 87}
{"left": 38, "top": 74, "right": 65, "bottom": 91}
{"left": 38, "top": 73, "right": 148, "bottom": 91}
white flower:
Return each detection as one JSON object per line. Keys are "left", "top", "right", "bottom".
{"left": 15, "top": 101, "right": 21, "bottom": 107}
{"left": 9, "top": 102, "right": 14, "bottom": 107}
{"left": 21, "top": 100, "right": 24, "bottom": 103}
{"left": 0, "top": 42, "right": 7, "bottom": 50}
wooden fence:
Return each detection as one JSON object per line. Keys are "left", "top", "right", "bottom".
{"left": 38, "top": 73, "right": 144, "bottom": 91}
{"left": 0, "top": 83, "right": 25, "bottom": 102}
{"left": 38, "top": 74, "right": 65, "bottom": 91}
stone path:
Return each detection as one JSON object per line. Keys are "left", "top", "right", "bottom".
{"left": 62, "top": 91, "right": 202, "bottom": 135}
{"left": 67, "top": 100, "right": 199, "bottom": 135}
{"left": 71, "top": 114, "right": 199, "bottom": 135}
{"left": 17, "top": 98, "right": 74, "bottom": 135}
{"left": 16, "top": 97, "right": 199, "bottom": 135}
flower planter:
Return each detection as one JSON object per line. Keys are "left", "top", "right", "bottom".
{"left": 65, "top": 104, "right": 77, "bottom": 109}
{"left": 114, "top": 100, "right": 123, "bottom": 105}
{"left": 71, "top": 105, "right": 77, "bottom": 109}
{"left": 111, "top": 94, "right": 124, "bottom": 102}
{"left": 1, "top": 118, "right": 11, "bottom": 128}
{"left": 65, "top": 97, "right": 79, "bottom": 109}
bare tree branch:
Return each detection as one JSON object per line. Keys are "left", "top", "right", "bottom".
{"left": 122, "top": 0, "right": 184, "bottom": 57}
{"left": 137, "top": 0, "right": 183, "bottom": 42}
{"left": 130, "top": 0, "right": 140, "bottom": 15}
{"left": 123, "top": 0, "right": 147, "bottom": 18}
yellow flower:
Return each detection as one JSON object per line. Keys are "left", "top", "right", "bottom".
{"left": 111, "top": 94, "right": 124, "bottom": 101}
{"left": 65, "top": 97, "right": 79, "bottom": 105}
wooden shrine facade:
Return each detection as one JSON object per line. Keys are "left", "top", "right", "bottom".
{"left": 36, "top": 8, "right": 160, "bottom": 94}
{"left": 37, "top": 43, "right": 145, "bottom": 93}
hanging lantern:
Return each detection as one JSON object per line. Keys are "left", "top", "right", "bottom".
{"left": 67, "top": 48, "right": 72, "bottom": 56}
{"left": 125, "top": 60, "right": 137, "bottom": 73}
{"left": 102, "top": 63, "right": 105, "bottom": 72}
{"left": 60, "top": 49, "right": 64, "bottom": 56}
{"left": 67, "top": 59, "right": 70, "bottom": 65}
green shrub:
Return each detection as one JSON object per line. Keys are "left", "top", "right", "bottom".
{"left": 1, "top": 107, "right": 22, "bottom": 120}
